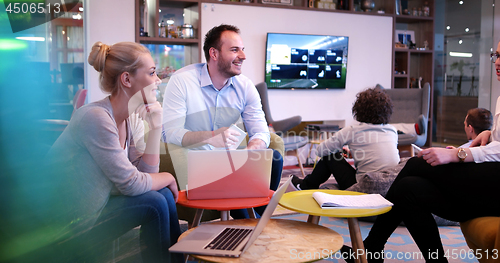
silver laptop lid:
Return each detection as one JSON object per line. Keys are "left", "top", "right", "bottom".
{"left": 239, "top": 177, "right": 292, "bottom": 254}
{"left": 187, "top": 149, "right": 273, "bottom": 200}
{"left": 168, "top": 177, "right": 292, "bottom": 257}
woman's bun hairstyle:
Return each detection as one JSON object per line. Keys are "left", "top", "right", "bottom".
{"left": 87, "top": 41, "right": 149, "bottom": 94}
{"left": 88, "top": 41, "right": 109, "bottom": 73}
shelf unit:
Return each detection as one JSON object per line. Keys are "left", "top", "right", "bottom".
{"left": 135, "top": 0, "right": 201, "bottom": 65}
{"left": 135, "top": 0, "right": 434, "bottom": 144}
{"left": 135, "top": 0, "right": 434, "bottom": 90}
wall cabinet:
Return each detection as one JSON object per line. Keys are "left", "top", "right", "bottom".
{"left": 136, "top": 0, "right": 435, "bottom": 145}
{"left": 135, "top": 0, "right": 434, "bottom": 90}
{"left": 135, "top": 0, "right": 201, "bottom": 68}
{"left": 135, "top": 0, "right": 434, "bottom": 145}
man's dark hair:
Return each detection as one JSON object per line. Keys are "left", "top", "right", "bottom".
{"left": 466, "top": 108, "right": 492, "bottom": 135}
{"left": 203, "top": 24, "right": 240, "bottom": 62}
{"left": 352, "top": 87, "right": 393, "bottom": 124}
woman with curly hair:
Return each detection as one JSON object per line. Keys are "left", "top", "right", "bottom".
{"left": 291, "top": 87, "right": 399, "bottom": 190}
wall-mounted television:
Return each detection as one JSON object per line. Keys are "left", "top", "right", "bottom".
{"left": 265, "top": 33, "right": 349, "bottom": 89}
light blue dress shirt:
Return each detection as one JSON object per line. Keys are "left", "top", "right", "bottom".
{"left": 162, "top": 63, "right": 270, "bottom": 150}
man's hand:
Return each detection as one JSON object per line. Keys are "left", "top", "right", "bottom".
{"left": 206, "top": 127, "right": 241, "bottom": 148}
{"left": 246, "top": 139, "right": 267, "bottom": 150}
{"left": 470, "top": 130, "right": 491, "bottom": 147}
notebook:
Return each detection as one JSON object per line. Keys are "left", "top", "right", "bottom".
{"left": 186, "top": 149, "right": 273, "bottom": 200}
{"left": 169, "top": 177, "right": 292, "bottom": 257}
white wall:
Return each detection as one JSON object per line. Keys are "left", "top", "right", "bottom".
{"left": 201, "top": 3, "right": 393, "bottom": 126}
{"left": 84, "top": 0, "right": 135, "bottom": 103}
{"left": 84, "top": 2, "right": 393, "bottom": 126}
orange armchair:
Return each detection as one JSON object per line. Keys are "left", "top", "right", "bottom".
{"left": 460, "top": 217, "right": 500, "bottom": 262}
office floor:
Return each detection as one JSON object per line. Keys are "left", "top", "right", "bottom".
{"left": 108, "top": 165, "right": 473, "bottom": 263}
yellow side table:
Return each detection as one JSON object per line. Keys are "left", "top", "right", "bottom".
{"left": 279, "top": 190, "right": 392, "bottom": 263}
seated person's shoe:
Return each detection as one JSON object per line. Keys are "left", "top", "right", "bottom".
{"left": 290, "top": 174, "right": 303, "bottom": 191}
{"left": 340, "top": 244, "right": 385, "bottom": 263}
{"left": 340, "top": 245, "right": 355, "bottom": 263}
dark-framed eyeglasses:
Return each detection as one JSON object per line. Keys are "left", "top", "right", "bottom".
{"left": 491, "top": 53, "right": 500, "bottom": 63}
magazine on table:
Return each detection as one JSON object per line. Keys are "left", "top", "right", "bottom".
{"left": 312, "top": 192, "right": 393, "bottom": 209}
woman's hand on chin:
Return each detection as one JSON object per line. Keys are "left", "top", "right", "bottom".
{"left": 136, "top": 101, "right": 162, "bottom": 130}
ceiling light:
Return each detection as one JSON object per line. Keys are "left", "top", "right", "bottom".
{"left": 0, "top": 39, "right": 28, "bottom": 50}
{"left": 459, "top": 39, "right": 463, "bottom": 44}
{"left": 159, "top": 9, "right": 161, "bottom": 12}
{"left": 15, "top": 37, "right": 45, "bottom": 42}
{"left": 449, "top": 52, "right": 472, "bottom": 57}
{"left": 446, "top": 25, "right": 450, "bottom": 30}
{"left": 459, "top": 1, "right": 463, "bottom": 4}
{"left": 465, "top": 28, "right": 469, "bottom": 32}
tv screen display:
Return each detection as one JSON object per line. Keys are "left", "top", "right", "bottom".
{"left": 265, "top": 33, "right": 349, "bottom": 89}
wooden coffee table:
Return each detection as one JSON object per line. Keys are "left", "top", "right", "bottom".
{"left": 177, "top": 218, "right": 343, "bottom": 263}
{"left": 279, "top": 190, "right": 392, "bottom": 263}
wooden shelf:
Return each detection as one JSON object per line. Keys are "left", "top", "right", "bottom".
{"left": 136, "top": 0, "right": 434, "bottom": 146}
{"left": 409, "top": 49, "right": 433, "bottom": 54}
{"left": 159, "top": 0, "right": 198, "bottom": 8}
{"left": 395, "top": 15, "right": 433, "bottom": 23}
{"left": 138, "top": 36, "right": 199, "bottom": 45}
{"left": 395, "top": 48, "right": 433, "bottom": 53}
{"left": 136, "top": 0, "right": 434, "bottom": 92}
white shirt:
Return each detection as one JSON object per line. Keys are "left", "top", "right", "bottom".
{"left": 468, "top": 96, "right": 500, "bottom": 162}
{"left": 316, "top": 122, "right": 400, "bottom": 181}
{"left": 161, "top": 63, "right": 270, "bottom": 150}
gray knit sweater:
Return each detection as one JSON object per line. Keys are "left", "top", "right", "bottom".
{"left": 46, "top": 97, "right": 156, "bottom": 235}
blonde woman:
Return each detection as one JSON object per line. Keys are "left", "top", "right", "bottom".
{"left": 47, "top": 41, "right": 181, "bottom": 262}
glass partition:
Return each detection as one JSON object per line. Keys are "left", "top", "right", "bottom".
{"left": 432, "top": 0, "right": 495, "bottom": 146}
{"left": 0, "top": 1, "right": 85, "bottom": 261}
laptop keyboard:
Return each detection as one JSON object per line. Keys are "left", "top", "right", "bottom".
{"left": 204, "top": 228, "right": 253, "bottom": 251}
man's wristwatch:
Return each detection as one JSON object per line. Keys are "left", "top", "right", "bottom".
{"left": 457, "top": 148, "right": 467, "bottom": 163}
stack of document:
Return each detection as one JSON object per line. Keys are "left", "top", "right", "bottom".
{"left": 312, "top": 192, "right": 393, "bottom": 209}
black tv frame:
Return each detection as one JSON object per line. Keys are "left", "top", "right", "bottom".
{"left": 264, "top": 32, "right": 349, "bottom": 90}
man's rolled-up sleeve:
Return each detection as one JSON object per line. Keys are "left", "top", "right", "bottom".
{"left": 242, "top": 84, "right": 270, "bottom": 147}
{"left": 162, "top": 75, "right": 190, "bottom": 146}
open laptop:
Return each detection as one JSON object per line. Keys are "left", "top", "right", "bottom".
{"left": 186, "top": 149, "right": 273, "bottom": 200}
{"left": 169, "top": 177, "right": 292, "bottom": 257}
